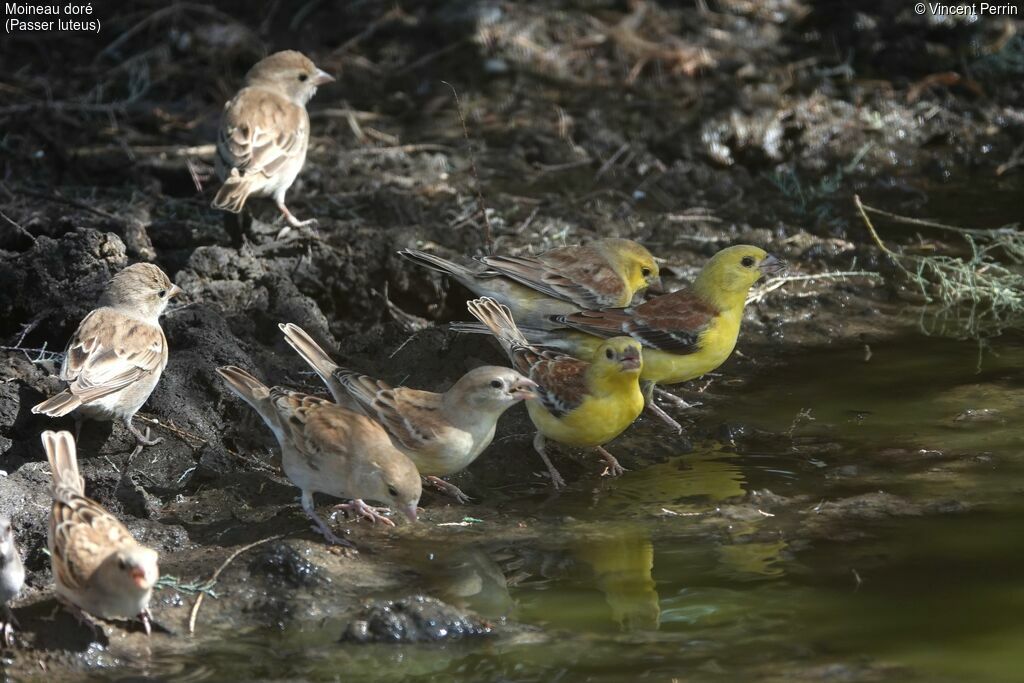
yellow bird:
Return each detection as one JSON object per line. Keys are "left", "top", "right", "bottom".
{"left": 476, "top": 245, "right": 784, "bottom": 431}
{"left": 466, "top": 297, "right": 645, "bottom": 489}
{"left": 401, "top": 238, "right": 662, "bottom": 328}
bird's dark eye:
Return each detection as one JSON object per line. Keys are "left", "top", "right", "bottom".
{"left": 490, "top": 379, "right": 503, "bottom": 389}
{"left": 157, "top": 290, "right": 167, "bottom": 298}
{"left": 605, "top": 348, "right": 614, "bottom": 360}
{"left": 298, "top": 73, "right": 308, "bottom": 82}
{"left": 388, "top": 486, "right": 399, "bottom": 497}
{"left": 118, "top": 557, "right": 127, "bottom": 570}
{"left": 641, "top": 267, "right": 651, "bottom": 277}
{"left": 741, "top": 256, "right": 755, "bottom": 268}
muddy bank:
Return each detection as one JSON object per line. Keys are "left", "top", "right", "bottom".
{"left": 2, "top": 0, "right": 1021, "bottom": 679}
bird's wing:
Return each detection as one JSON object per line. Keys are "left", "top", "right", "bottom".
{"left": 334, "top": 371, "right": 392, "bottom": 417}
{"left": 269, "top": 388, "right": 351, "bottom": 470}
{"left": 557, "top": 290, "right": 718, "bottom": 355}
{"left": 528, "top": 356, "right": 590, "bottom": 419}
{"left": 218, "top": 87, "right": 308, "bottom": 180}
{"left": 481, "top": 244, "right": 625, "bottom": 309}
{"left": 50, "top": 492, "right": 138, "bottom": 591}
{"left": 60, "top": 308, "right": 167, "bottom": 403}
{"left": 371, "top": 387, "right": 446, "bottom": 452}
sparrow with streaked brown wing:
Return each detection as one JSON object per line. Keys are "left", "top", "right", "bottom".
{"left": 42, "top": 430, "right": 160, "bottom": 635}
{"left": 280, "top": 323, "right": 537, "bottom": 503}
{"left": 400, "top": 238, "right": 662, "bottom": 328}
{"left": 32, "top": 263, "right": 182, "bottom": 453}
{"left": 212, "top": 50, "right": 334, "bottom": 229}
{"left": 216, "top": 366, "right": 421, "bottom": 549}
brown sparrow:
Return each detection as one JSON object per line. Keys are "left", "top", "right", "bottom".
{"left": 216, "top": 366, "right": 421, "bottom": 548}
{"left": 212, "top": 50, "right": 334, "bottom": 229}
{"left": 280, "top": 322, "right": 537, "bottom": 503}
{"left": 32, "top": 263, "right": 181, "bottom": 451}
{"left": 42, "top": 430, "right": 160, "bottom": 634}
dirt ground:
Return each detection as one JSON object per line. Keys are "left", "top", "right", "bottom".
{"left": 0, "top": 0, "right": 1021, "bottom": 675}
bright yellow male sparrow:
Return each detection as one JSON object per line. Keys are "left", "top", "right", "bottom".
{"left": 212, "top": 50, "right": 334, "bottom": 228}
{"left": 465, "top": 298, "right": 645, "bottom": 489}
{"left": 279, "top": 323, "right": 537, "bottom": 503}
{"left": 32, "top": 263, "right": 182, "bottom": 451}
{"left": 216, "top": 366, "right": 421, "bottom": 548}
{"left": 400, "top": 238, "right": 662, "bottom": 328}
{"left": 42, "top": 430, "right": 160, "bottom": 635}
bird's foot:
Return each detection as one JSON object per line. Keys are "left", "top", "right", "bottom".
{"left": 646, "top": 402, "right": 683, "bottom": 434}
{"left": 595, "top": 446, "right": 627, "bottom": 477}
{"left": 425, "top": 476, "right": 472, "bottom": 504}
{"left": 127, "top": 421, "right": 163, "bottom": 448}
{"left": 332, "top": 500, "right": 396, "bottom": 527}
{"left": 533, "top": 433, "right": 567, "bottom": 490}
{"left": 137, "top": 609, "right": 152, "bottom": 637}
{"left": 654, "top": 387, "right": 701, "bottom": 409}
{"left": 305, "top": 509, "right": 358, "bottom": 550}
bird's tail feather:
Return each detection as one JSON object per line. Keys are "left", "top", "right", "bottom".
{"left": 398, "top": 249, "right": 481, "bottom": 287}
{"left": 464, "top": 297, "right": 531, "bottom": 356}
{"left": 41, "top": 430, "right": 84, "bottom": 496}
{"left": 216, "top": 365, "right": 273, "bottom": 416}
{"left": 211, "top": 173, "right": 249, "bottom": 214}
{"left": 32, "top": 391, "right": 82, "bottom": 418}
{"left": 278, "top": 323, "right": 351, "bottom": 404}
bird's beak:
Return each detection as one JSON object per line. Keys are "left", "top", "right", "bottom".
{"left": 131, "top": 567, "right": 149, "bottom": 589}
{"left": 645, "top": 276, "right": 665, "bottom": 296}
{"left": 401, "top": 503, "right": 419, "bottom": 523}
{"left": 168, "top": 284, "right": 184, "bottom": 299}
{"left": 759, "top": 255, "right": 786, "bottom": 276}
{"left": 510, "top": 378, "right": 539, "bottom": 400}
{"left": 619, "top": 349, "right": 642, "bottom": 371}
{"left": 313, "top": 69, "right": 335, "bottom": 86}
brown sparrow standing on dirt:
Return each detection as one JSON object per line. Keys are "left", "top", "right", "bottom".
{"left": 42, "top": 430, "right": 160, "bottom": 635}
{"left": 280, "top": 322, "right": 537, "bottom": 503}
{"left": 212, "top": 50, "right": 334, "bottom": 229}
{"left": 216, "top": 366, "right": 421, "bottom": 549}
{"left": 0, "top": 517, "right": 24, "bottom": 647}
{"left": 32, "top": 264, "right": 181, "bottom": 452}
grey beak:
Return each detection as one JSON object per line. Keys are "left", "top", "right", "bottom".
{"left": 759, "top": 254, "right": 786, "bottom": 276}
{"left": 313, "top": 68, "right": 335, "bottom": 86}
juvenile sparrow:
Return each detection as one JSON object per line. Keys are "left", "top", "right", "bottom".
{"left": 279, "top": 323, "right": 537, "bottom": 503}
{"left": 400, "top": 238, "right": 662, "bottom": 328}
{"left": 216, "top": 366, "right": 421, "bottom": 547}
{"left": 464, "top": 298, "right": 644, "bottom": 489}
{"left": 0, "top": 517, "right": 24, "bottom": 647}
{"left": 32, "top": 263, "right": 182, "bottom": 451}
{"left": 212, "top": 50, "right": 334, "bottom": 229}
{"left": 42, "top": 430, "right": 160, "bottom": 635}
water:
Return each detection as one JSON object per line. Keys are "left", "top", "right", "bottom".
{"left": 136, "top": 332, "right": 1024, "bottom": 682}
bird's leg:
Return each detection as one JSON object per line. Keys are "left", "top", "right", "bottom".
{"left": 125, "top": 417, "right": 163, "bottom": 448}
{"left": 276, "top": 200, "right": 318, "bottom": 229}
{"left": 533, "top": 433, "right": 566, "bottom": 490}
{"left": 645, "top": 402, "right": 683, "bottom": 434}
{"left": 654, "top": 386, "right": 700, "bottom": 409}
{"left": 137, "top": 608, "right": 152, "bottom": 637}
{"left": 73, "top": 417, "right": 84, "bottom": 442}
{"left": 332, "top": 500, "right": 396, "bottom": 527}
{"left": 594, "top": 445, "right": 627, "bottom": 477}
{"left": 57, "top": 595, "right": 103, "bottom": 640}
{"left": 301, "top": 491, "right": 357, "bottom": 549}
{"left": 425, "top": 475, "right": 472, "bottom": 504}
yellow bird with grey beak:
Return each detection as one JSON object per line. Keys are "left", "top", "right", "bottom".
{"left": 32, "top": 263, "right": 182, "bottom": 452}
{"left": 456, "top": 246, "right": 785, "bottom": 433}
{"left": 213, "top": 50, "right": 334, "bottom": 228}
